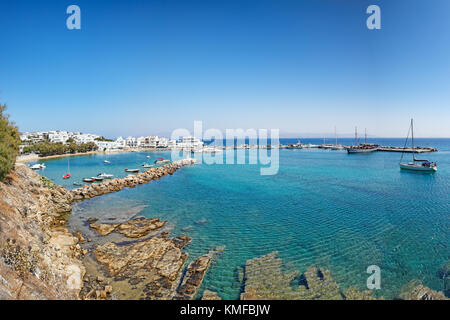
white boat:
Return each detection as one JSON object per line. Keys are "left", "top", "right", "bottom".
{"left": 30, "top": 163, "right": 46, "bottom": 170}
{"left": 141, "top": 163, "right": 154, "bottom": 168}
{"left": 399, "top": 119, "right": 437, "bottom": 172}
{"left": 104, "top": 160, "right": 111, "bottom": 164}
{"left": 97, "top": 173, "right": 114, "bottom": 179}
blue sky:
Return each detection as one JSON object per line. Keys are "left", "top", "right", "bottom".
{"left": 0, "top": 0, "right": 449, "bottom": 138}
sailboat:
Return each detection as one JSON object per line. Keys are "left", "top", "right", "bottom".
{"left": 347, "top": 127, "right": 378, "bottom": 153}
{"left": 63, "top": 158, "right": 71, "bottom": 179}
{"left": 331, "top": 126, "right": 344, "bottom": 150}
{"left": 399, "top": 119, "right": 437, "bottom": 172}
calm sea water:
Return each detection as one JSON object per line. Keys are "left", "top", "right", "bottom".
{"left": 33, "top": 138, "right": 450, "bottom": 299}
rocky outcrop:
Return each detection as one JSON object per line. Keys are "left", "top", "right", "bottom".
{"left": 93, "top": 235, "right": 191, "bottom": 299}
{"left": 0, "top": 164, "right": 85, "bottom": 300}
{"left": 70, "top": 159, "right": 196, "bottom": 201}
{"left": 89, "top": 217, "right": 166, "bottom": 238}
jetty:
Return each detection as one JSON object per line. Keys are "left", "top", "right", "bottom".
{"left": 376, "top": 146, "right": 437, "bottom": 153}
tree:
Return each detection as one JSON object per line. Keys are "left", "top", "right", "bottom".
{"left": 0, "top": 103, "right": 21, "bottom": 181}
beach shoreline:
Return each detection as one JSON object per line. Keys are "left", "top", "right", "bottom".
{"left": 16, "top": 148, "right": 159, "bottom": 163}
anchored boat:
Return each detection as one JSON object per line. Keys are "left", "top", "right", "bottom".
{"left": 125, "top": 168, "right": 140, "bottom": 173}
{"left": 63, "top": 159, "right": 71, "bottom": 179}
{"left": 347, "top": 127, "right": 378, "bottom": 153}
{"left": 399, "top": 119, "right": 437, "bottom": 172}
{"left": 30, "top": 163, "right": 46, "bottom": 170}
{"left": 97, "top": 173, "right": 114, "bottom": 179}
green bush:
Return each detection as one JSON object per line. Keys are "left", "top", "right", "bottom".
{"left": 0, "top": 104, "right": 20, "bottom": 181}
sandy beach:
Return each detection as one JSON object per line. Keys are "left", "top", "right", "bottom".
{"left": 16, "top": 148, "right": 157, "bottom": 163}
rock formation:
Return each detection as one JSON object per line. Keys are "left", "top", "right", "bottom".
{"left": 89, "top": 217, "right": 166, "bottom": 238}
{"left": 0, "top": 164, "right": 84, "bottom": 299}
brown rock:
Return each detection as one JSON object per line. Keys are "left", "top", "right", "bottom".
{"left": 89, "top": 223, "right": 119, "bottom": 236}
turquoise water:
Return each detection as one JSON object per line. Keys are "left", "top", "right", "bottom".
{"left": 34, "top": 140, "right": 450, "bottom": 299}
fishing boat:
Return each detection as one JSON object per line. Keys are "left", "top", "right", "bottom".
{"left": 399, "top": 119, "right": 437, "bottom": 172}
{"left": 63, "top": 159, "right": 71, "bottom": 179}
{"left": 154, "top": 157, "right": 170, "bottom": 164}
{"left": 82, "top": 178, "right": 95, "bottom": 183}
{"left": 347, "top": 127, "right": 378, "bottom": 153}
{"left": 125, "top": 168, "right": 140, "bottom": 173}
{"left": 97, "top": 173, "right": 114, "bottom": 179}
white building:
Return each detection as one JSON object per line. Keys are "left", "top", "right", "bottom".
{"left": 176, "top": 136, "right": 204, "bottom": 149}
{"left": 125, "top": 136, "right": 138, "bottom": 148}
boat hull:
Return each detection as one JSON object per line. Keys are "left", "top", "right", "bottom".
{"left": 400, "top": 163, "right": 437, "bottom": 172}
{"left": 347, "top": 148, "right": 377, "bottom": 154}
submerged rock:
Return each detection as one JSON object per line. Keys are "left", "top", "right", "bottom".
{"left": 240, "top": 251, "right": 373, "bottom": 300}
{"left": 398, "top": 280, "right": 447, "bottom": 300}
{"left": 174, "top": 254, "right": 212, "bottom": 300}
{"left": 202, "top": 290, "right": 222, "bottom": 300}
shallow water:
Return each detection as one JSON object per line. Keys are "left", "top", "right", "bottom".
{"left": 36, "top": 139, "right": 450, "bottom": 299}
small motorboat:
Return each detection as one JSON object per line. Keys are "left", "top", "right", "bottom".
{"left": 154, "top": 157, "right": 170, "bottom": 164}
{"left": 30, "top": 164, "right": 46, "bottom": 170}
{"left": 146, "top": 156, "right": 151, "bottom": 159}
{"left": 93, "top": 176, "right": 104, "bottom": 182}
{"left": 73, "top": 182, "right": 83, "bottom": 187}
{"left": 82, "top": 178, "right": 95, "bottom": 183}
{"left": 141, "top": 163, "right": 154, "bottom": 168}
{"left": 104, "top": 160, "right": 111, "bottom": 164}
{"left": 125, "top": 168, "right": 140, "bottom": 173}
{"left": 97, "top": 173, "right": 114, "bottom": 179}
{"left": 63, "top": 173, "right": 71, "bottom": 179}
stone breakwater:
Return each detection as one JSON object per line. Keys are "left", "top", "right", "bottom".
{"left": 70, "top": 159, "right": 197, "bottom": 201}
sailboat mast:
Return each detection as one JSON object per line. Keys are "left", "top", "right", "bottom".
{"left": 335, "top": 126, "right": 337, "bottom": 146}
{"left": 364, "top": 128, "right": 367, "bottom": 144}
{"left": 411, "top": 118, "right": 415, "bottom": 160}
{"left": 354, "top": 127, "right": 357, "bottom": 145}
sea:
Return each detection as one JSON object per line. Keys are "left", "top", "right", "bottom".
{"left": 31, "top": 138, "right": 450, "bottom": 299}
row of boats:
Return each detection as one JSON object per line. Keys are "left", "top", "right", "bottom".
{"left": 346, "top": 120, "right": 437, "bottom": 172}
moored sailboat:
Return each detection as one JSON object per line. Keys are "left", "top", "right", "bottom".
{"left": 399, "top": 119, "right": 437, "bottom": 172}
{"left": 347, "top": 127, "right": 378, "bottom": 153}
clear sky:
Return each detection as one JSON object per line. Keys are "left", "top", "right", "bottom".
{"left": 0, "top": 0, "right": 449, "bottom": 138}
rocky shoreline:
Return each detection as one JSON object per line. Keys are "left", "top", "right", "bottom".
{"left": 0, "top": 162, "right": 447, "bottom": 300}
